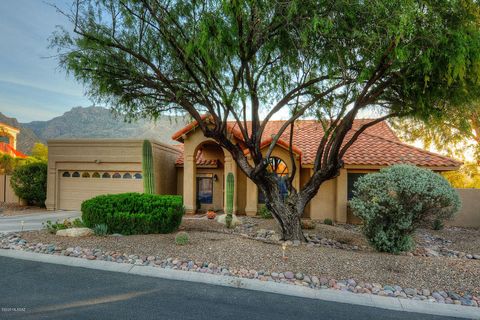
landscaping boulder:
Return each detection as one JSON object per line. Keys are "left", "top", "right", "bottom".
{"left": 56, "top": 228, "right": 94, "bottom": 237}
{"left": 216, "top": 214, "right": 241, "bottom": 227}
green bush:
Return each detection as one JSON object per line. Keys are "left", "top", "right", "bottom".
{"left": 432, "top": 218, "right": 444, "bottom": 231}
{"left": 175, "top": 231, "right": 189, "bottom": 245}
{"left": 81, "top": 193, "right": 184, "bottom": 235}
{"left": 10, "top": 161, "right": 47, "bottom": 206}
{"left": 350, "top": 165, "right": 461, "bottom": 254}
{"left": 258, "top": 205, "right": 273, "bottom": 219}
{"left": 323, "top": 218, "right": 333, "bottom": 226}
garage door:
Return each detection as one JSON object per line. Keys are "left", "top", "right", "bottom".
{"left": 58, "top": 171, "right": 144, "bottom": 210}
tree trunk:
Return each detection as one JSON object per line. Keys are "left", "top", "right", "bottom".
{"left": 265, "top": 192, "right": 306, "bottom": 241}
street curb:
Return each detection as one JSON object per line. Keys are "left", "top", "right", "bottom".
{"left": 1, "top": 249, "right": 479, "bottom": 319}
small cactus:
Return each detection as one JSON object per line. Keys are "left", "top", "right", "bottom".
{"left": 225, "top": 172, "right": 234, "bottom": 228}
{"left": 142, "top": 140, "right": 155, "bottom": 194}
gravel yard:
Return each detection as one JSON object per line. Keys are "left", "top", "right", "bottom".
{"left": 18, "top": 217, "right": 480, "bottom": 295}
{"left": 0, "top": 203, "right": 46, "bottom": 216}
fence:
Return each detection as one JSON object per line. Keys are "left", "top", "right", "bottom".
{"left": 0, "top": 175, "right": 21, "bottom": 203}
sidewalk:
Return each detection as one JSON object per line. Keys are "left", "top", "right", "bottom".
{"left": 0, "top": 249, "right": 478, "bottom": 319}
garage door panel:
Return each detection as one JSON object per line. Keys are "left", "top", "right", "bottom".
{"left": 58, "top": 172, "right": 143, "bottom": 210}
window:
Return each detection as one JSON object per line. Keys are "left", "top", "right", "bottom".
{"left": 347, "top": 173, "right": 367, "bottom": 200}
{"left": 102, "top": 172, "right": 111, "bottom": 178}
{"left": 62, "top": 172, "right": 70, "bottom": 177}
{"left": 72, "top": 172, "right": 80, "bottom": 178}
{"left": 92, "top": 172, "right": 100, "bottom": 178}
{"left": 197, "top": 174, "right": 213, "bottom": 204}
{"left": 134, "top": 173, "right": 142, "bottom": 179}
{"left": 123, "top": 173, "right": 132, "bottom": 179}
{"left": 258, "top": 157, "right": 289, "bottom": 204}
{"left": 112, "top": 172, "right": 121, "bottom": 179}
{"left": 82, "top": 172, "right": 90, "bottom": 178}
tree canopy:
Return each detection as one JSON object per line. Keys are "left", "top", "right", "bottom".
{"left": 51, "top": 0, "right": 480, "bottom": 240}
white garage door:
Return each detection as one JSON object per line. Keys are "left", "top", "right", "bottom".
{"left": 58, "top": 171, "right": 144, "bottom": 210}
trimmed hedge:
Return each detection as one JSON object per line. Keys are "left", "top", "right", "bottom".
{"left": 81, "top": 193, "right": 184, "bottom": 235}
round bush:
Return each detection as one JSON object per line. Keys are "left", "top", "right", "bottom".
{"left": 350, "top": 165, "right": 461, "bottom": 254}
{"left": 10, "top": 161, "right": 47, "bottom": 206}
{"left": 81, "top": 193, "right": 184, "bottom": 235}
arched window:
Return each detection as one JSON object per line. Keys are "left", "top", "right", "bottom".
{"left": 92, "top": 172, "right": 100, "bottom": 178}
{"left": 102, "top": 172, "right": 111, "bottom": 178}
{"left": 72, "top": 172, "right": 80, "bottom": 178}
{"left": 259, "top": 157, "right": 289, "bottom": 204}
{"left": 82, "top": 172, "right": 90, "bottom": 178}
{"left": 62, "top": 172, "right": 71, "bottom": 177}
{"left": 123, "top": 173, "right": 132, "bottom": 179}
{"left": 134, "top": 173, "right": 142, "bottom": 179}
{"left": 112, "top": 172, "right": 121, "bottom": 179}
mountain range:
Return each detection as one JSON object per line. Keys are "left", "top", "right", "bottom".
{"left": 0, "top": 106, "right": 189, "bottom": 154}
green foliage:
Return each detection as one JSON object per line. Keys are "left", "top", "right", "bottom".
{"left": 142, "top": 140, "right": 155, "bottom": 194}
{"left": 442, "top": 163, "right": 480, "bottom": 189}
{"left": 350, "top": 165, "right": 461, "bottom": 253}
{"left": 10, "top": 161, "right": 47, "bottom": 206}
{"left": 93, "top": 223, "right": 108, "bottom": 236}
{"left": 432, "top": 218, "right": 444, "bottom": 231}
{"left": 81, "top": 193, "right": 184, "bottom": 235}
{"left": 72, "top": 218, "right": 85, "bottom": 228}
{"left": 175, "top": 231, "right": 189, "bottom": 245}
{"left": 258, "top": 205, "right": 273, "bottom": 219}
{"left": 0, "top": 154, "right": 21, "bottom": 175}
{"left": 31, "top": 143, "right": 48, "bottom": 161}
{"left": 42, "top": 218, "right": 83, "bottom": 234}
{"left": 323, "top": 218, "right": 333, "bottom": 226}
{"left": 225, "top": 172, "right": 234, "bottom": 228}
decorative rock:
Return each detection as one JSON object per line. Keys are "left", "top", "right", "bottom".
{"left": 421, "top": 289, "right": 430, "bottom": 297}
{"left": 56, "top": 228, "right": 94, "bottom": 237}
{"left": 295, "top": 272, "right": 304, "bottom": 280}
{"left": 284, "top": 271, "right": 294, "bottom": 280}
{"left": 404, "top": 288, "right": 417, "bottom": 296}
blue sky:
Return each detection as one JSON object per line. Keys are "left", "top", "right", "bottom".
{"left": 0, "top": 0, "right": 92, "bottom": 123}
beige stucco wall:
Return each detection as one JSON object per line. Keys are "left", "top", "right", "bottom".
{"left": 0, "top": 175, "right": 21, "bottom": 203}
{"left": 46, "top": 139, "right": 179, "bottom": 211}
{"left": 448, "top": 189, "right": 480, "bottom": 228}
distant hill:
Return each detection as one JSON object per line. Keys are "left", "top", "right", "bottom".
{"left": 1, "top": 106, "right": 189, "bottom": 155}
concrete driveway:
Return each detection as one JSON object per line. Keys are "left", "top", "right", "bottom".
{"left": 0, "top": 210, "right": 81, "bottom": 233}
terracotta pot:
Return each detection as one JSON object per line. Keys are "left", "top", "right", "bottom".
{"left": 207, "top": 210, "right": 216, "bottom": 219}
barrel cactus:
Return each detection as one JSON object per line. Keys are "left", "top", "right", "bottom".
{"left": 142, "top": 140, "right": 155, "bottom": 194}
{"left": 225, "top": 172, "right": 234, "bottom": 228}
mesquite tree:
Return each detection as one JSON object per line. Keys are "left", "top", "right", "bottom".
{"left": 51, "top": 0, "right": 480, "bottom": 240}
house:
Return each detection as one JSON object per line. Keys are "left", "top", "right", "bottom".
{"left": 45, "top": 118, "right": 461, "bottom": 223}
{"left": 0, "top": 122, "right": 27, "bottom": 158}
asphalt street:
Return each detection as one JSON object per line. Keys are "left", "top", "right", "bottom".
{"left": 0, "top": 211, "right": 81, "bottom": 233}
{"left": 0, "top": 256, "right": 462, "bottom": 320}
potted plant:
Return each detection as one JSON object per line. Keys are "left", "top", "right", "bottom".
{"left": 207, "top": 209, "right": 216, "bottom": 219}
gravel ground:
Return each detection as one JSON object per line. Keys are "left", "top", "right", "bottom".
{"left": 20, "top": 226, "right": 480, "bottom": 295}
{"left": 427, "top": 227, "right": 480, "bottom": 255}
{"left": 0, "top": 203, "right": 46, "bottom": 216}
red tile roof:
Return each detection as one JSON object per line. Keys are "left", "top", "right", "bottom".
{"left": 173, "top": 119, "right": 461, "bottom": 169}
{"left": 0, "top": 142, "right": 27, "bottom": 158}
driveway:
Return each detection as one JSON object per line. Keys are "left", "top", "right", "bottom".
{"left": 0, "top": 256, "right": 461, "bottom": 320}
{"left": 0, "top": 211, "right": 81, "bottom": 233}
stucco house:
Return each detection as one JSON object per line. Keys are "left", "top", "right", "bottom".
{"left": 45, "top": 118, "right": 461, "bottom": 223}
{"left": 0, "top": 122, "right": 27, "bottom": 158}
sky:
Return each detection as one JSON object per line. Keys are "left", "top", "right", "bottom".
{"left": 0, "top": 0, "right": 92, "bottom": 123}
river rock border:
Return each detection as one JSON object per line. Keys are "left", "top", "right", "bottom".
{"left": 1, "top": 232, "right": 479, "bottom": 308}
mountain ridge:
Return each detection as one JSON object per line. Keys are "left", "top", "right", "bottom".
{"left": 0, "top": 106, "right": 189, "bottom": 154}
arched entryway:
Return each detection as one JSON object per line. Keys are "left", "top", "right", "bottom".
{"left": 182, "top": 135, "right": 238, "bottom": 214}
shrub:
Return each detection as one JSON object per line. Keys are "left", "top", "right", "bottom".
{"left": 323, "top": 218, "right": 333, "bottom": 226}
{"left": 10, "top": 161, "right": 47, "bottom": 206}
{"left": 432, "top": 218, "right": 444, "bottom": 231}
{"left": 350, "top": 165, "right": 461, "bottom": 254}
{"left": 43, "top": 220, "right": 68, "bottom": 234}
{"left": 72, "top": 218, "right": 85, "bottom": 228}
{"left": 175, "top": 231, "right": 189, "bottom": 245}
{"left": 93, "top": 223, "right": 108, "bottom": 236}
{"left": 301, "top": 219, "right": 316, "bottom": 229}
{"left": 258, "top": 205, "right": 273, "bottom": 219}
{"left": 81, "top": 193, "right": 184, "bottom": 235}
